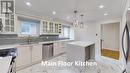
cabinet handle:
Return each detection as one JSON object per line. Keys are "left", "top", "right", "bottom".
{"left": 122, "top": 24, "right": 130, "bottom": 63}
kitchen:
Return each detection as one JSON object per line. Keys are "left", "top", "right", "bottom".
{"left": 0, "top": 0, "right": 130, "bottom": 73}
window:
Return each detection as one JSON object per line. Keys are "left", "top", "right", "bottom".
{"left": 63, "top": 27, "right": 70, "bottom": 38}
{"left": 59, "top": 26, "right": 70, "bottom": 38}
{"left": 20, "top": 21, "right": 39, "bottom": 36}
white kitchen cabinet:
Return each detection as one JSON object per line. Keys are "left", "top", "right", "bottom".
{"left": 16, "top": 44, "right": 42, "bottom": 69}
{"left": 48, "top": 22, "right": 54, "bottom": 33}
{"left": 16, "top": 45, "right": 31, "bottom": 68}
{"left": 54, "top": 23, "right": 61, "bottom": 34}
{"left": 32, "top": 44, "right": 42, "bottom": 63}
{"left": 53, "top": 42, "right": 65, "bottom": 56}
{"left": 54, "top": 42, "right": 58, "bottom": 55}
{"left": 0, "top": 14, "right": 16, "bottom": 34}
{"left": 42, "top": 21, "right": 48, "bottom": 34}
{"left": 41, "top": 20, "right": 62, "bottom": 35}
{"left": 42, "top": 21, "right": 54, "bottom": 34}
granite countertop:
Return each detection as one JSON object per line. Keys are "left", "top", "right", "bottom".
{"left": 0, "top": 39, "right": 72, "bottom": 50}
{"left": 39, "top": 39, "right": 73, "bottom": 44}
{"left": 0, "top": 44, "right": 20, "bottom": 50}
{"left": 67, "top": 41, "right": 95, "bottom": 47}
{"left": 0, "top": 56, "right": 12, "bottom": 73}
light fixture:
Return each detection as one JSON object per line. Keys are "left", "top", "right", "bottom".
{"left": 72, "top": 10, "right": 84, "bottom": 28}
{"left": 128, "top": 7, "right": 130, "bottom": 11}
{"left": 99, "top": 5, "right": 104, "bottom": 9}
{"left": 26, "top": 2, "right": 31, "bottom": 6}
{"left": 73, "top": 10, "right": 79, "bottom": 27}
{"left": 52, "top": 11, "right": 56, "bottom": 15}
{"left": 80, "top": 14, "right": 84, "bottom": 28}
{"left": 104, "top": 12, "right": 108, "bottom": 16}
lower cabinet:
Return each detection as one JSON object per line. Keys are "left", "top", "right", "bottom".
{"left": 32, "top": 44, "right": 42, "bottom": 63}
{"left": 16, "top": 45, "right": 31, "bottom": 68}
{"left": 16, "top": 44, "right": 42, "bottom": 69}
{"left": 53, "top": 42, "right": 66, "bottom": 56}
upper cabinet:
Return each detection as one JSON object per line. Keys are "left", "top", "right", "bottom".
{"left": 0, "top": 14, "right": 16, "bottom": 34}
{"left": 0, "top": 0, "right": 16, "bottom": 34}
{"left": 42, "top": 21, "right": 48, "bottom": 34}
{"left": 41, "top": 20, "right": 62, "bottom": 35}
{"left": 54, "top": 23, "right": 61, "bottom": 34}
{"left": 4, "top": 14, "right": 15, "bottom": 33}
{"left": 49, "top": 22, "right": 54, "bottom": 33}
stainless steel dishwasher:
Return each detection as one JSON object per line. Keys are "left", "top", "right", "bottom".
{"left": 42, "top": 43, "right": 53, "bottom": 59}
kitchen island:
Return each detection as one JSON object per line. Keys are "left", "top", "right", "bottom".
{"left": 66, "top": 41, "right": 95, "bottom": 62}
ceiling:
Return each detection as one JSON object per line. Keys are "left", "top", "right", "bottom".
{"left": 15, "top": 0, "right": 125, "bottom": 23}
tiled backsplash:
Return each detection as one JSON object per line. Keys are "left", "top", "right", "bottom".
{"left": 0, "top": 34, "right": 18, "bottom": 38}
{"left": 0, "top": 34, "right": 68, "bottom": 45}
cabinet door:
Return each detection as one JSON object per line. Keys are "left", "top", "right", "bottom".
{"left": 54, "top": 42, "right": 58, "bottom": 55}
{"left": 43, "top": 21, "right": 48, "bottom": 33}
{"left": 54, "top": 42, "right": 65, "bottom": 56}
{"left": 59, "top": 42, "right": 66, "bottom": 53}
{"left": 54, "top": 23, "right": 62, "bottom": 34}
{"left": 4, "top": 14, "right": 15, "bottom": 33}
{"left": 32, "top": 44, "right": 42, "bottom": 63}
{"left": 48, "top": 22, "right": 54, "bottom": 33}
{"left": 54, "top": 23, "right": 59, "bottom": 33}
{"left": 16, "top": 45, "right": 31, "bottom": 68}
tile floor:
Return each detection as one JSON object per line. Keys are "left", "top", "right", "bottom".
{"left": 16, "top": 54, "right": 127, "bottom": 73}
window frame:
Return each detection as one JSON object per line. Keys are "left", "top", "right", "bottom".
{"left": 59, "top": 25, "right": 70, "bottom": 38}
{"left": 18, "top": 21, "right": 40, "bottom": 37}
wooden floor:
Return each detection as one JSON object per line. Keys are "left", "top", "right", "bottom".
{"left": 128, "top": 56, "right": 130, "bottom": 61}
{"left": 101, "top": 49, "right": 119, "bottom": 60}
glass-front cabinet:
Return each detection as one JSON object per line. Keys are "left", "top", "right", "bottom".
{"left": 54, "top": 23, "right": 61, "bottom": 34}
{"left": 0, "top": 14, "right": 16, "bottom": 34}
{"left": 41, "top": 20, "right": 62, "bottom": 35}
{"left": 4, "top": 14, "right": 15, "bottom": 32}
{"left": 42, "top": 21, "right": 48, "bottom": 34}
{"left": 48, "top": 22, "right": 54, "bottom": 33}
{"left": 55, "top": 23, "right": 59, "bottom": 33}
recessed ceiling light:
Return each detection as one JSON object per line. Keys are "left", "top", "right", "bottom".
{"left": 67, "top": 16, "right": 70, "bottom": 19}
{"left": 99, "top": 5, "right": 104, "bottom": 9}
{"left": 104, "top": 13, "right": 108, "bottom": 16}
{"left": 52, "top": 11, "right": 56, "bottom": 15}
{"left": 26, "top": 2, "right": 31, "bottom": 6}
{"left": 128, "top": 7, "right": 130, "bottom": 11}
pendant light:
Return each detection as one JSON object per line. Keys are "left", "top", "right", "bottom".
{"left": 80, "top": 14, "right": 84, "bottom": 28}
{"left": 73, "top": 10, "right": 79, "bottom": 27}
{"left": 72, "top": 10, "right": 84, "bottom": 28}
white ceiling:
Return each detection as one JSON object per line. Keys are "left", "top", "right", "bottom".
{"left": 15, "top": 0, "right": 125, "bottom": 23}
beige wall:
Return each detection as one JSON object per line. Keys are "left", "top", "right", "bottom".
{"left": 102, "top": 22, "right": 120, "bottom": 51}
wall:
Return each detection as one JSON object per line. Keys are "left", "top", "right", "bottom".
{"left": 74, "top": 23, "right": 97, "bottom": 42}
{"left": 102, "top": 22, "right": 120, "bottom": 51}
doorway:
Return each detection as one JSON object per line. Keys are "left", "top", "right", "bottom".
{"left": 101, "top": 22, "right": 120, "bottom": 60}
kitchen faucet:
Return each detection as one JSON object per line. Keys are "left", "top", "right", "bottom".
{"left": 27, "top": 35, "right": 32, "bottom": 44}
